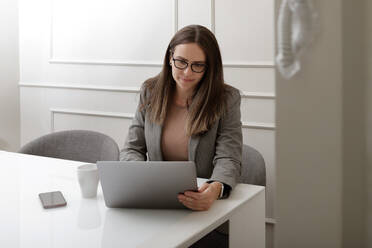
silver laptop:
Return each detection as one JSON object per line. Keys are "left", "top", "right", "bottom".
{"left": 97, "top": 161, "right": 197, "bottom": 209}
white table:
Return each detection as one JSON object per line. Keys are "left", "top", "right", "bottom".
{"left": 0, "top": 151, "right": 265, "bottom": 248}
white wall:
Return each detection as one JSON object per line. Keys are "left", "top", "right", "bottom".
{"left": 275, "top": 0, "right": 367, "bottom": 247}
{"left": 18, "top": 0, "right": 276, "bottom": 246}
{"left": 0, "top": 3, "right": 20, "bottom": 246}
{"left": 365, "top": 0, "right": 372, "bottom": 246}
{"left": 341, "top": 0, "right": 365, "bottom": 246}
{"left": 0, "top": 0, "right": 20, "bottom": 151}
{"left": 275, "top": 0, "right": 343, "bottom": 247}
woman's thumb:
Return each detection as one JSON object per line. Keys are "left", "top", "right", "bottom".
{"left": 198, "top": 183, "right": 209, "bottom": 192}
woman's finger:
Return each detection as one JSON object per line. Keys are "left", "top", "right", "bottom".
{"left": 179, "top": 191, "right": 216, "bottom": 211}
{"left": 186, "top": 197, "right": 212, "bottom": 209}
{"left": 182, "top": 201, "right": 208, "bottom": 211}
{"left": 184, "top": 190, "right": 202, "bottom": 199}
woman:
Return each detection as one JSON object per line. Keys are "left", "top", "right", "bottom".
{"left": 120, "top": 25, "right": 242, "bottom": 211}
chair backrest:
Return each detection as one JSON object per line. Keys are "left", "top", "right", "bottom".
{"left": 238, "top": 144, "right": 266, "bottom": 186}
{"left": 216, "top": 144, "right": 267, "bottom": 235}
{"left": 18, "top": 130, "right": 120, "bottom": 163}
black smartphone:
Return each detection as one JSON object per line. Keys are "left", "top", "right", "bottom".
{"left": 39, "top": 191, "right": 67, "bottom": 209}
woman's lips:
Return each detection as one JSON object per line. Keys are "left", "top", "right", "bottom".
{"left": 181, "top": 78, "right": 194, "bottom": 82}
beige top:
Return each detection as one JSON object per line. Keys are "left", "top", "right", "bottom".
{"left": 161, "top": 103, "right": 189, "bottom": 161}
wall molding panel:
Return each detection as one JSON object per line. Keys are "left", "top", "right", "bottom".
{"left": 49, "top": 58, "right": 275, "bottom": 68}
{"left": 50, "top": 108, "right": 134, "bottom": 132}
{"left": 49, "top": 59, "right": 164, "bottom": 67}
{"left": 50, "top": 111, "right": 274, "bottom": 133}
{"left": 266, "top": 218, "right": 276, "bottom": 225}
{"left": 49, "top": 0, "right": 177, "bottom": 65}
{"left": 223, "top": 62, "right": 275, "bottom": 68}
{"left": 49, "top": 107, "right": 274, "bottom": 132}
{"left": 213, "top": 0, "right": 274, "bottom": 64}
{"left": 19, "top": 82, "right": 275, "bottom": 99}
{"left": 19, "top": 82, "right": 141, "bottom": 93}
{"left": 48, "top": 0, "right": 274, "bottom": 69}
{"left": 210, "top": 0, "right": 216, "bottom": 33}
{"left": 242, "top": 91, "right": 275, "bottom": 99}
{"left": 173, "top": 0, "right": 179, "bottom": 33}
{"left": 242, "top": 122, "right": 275, "bottom": 130}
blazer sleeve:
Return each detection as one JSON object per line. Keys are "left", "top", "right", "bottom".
{"left": 120, "top": 88, "right": 147, "bottom": 161}
{"left": 209, "top": 89, "right": 242, "bottom": 190}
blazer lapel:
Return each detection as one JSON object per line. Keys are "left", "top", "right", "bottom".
{"left": 146, "top": 120, "right": 163, "bottom": 161}
{"left": 188, "top": 134, "right": 200, "bottom": 162}
{"left": 153, "top": 123, "right": 163, "bottom": 161}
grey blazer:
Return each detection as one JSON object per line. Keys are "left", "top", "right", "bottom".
{"left": 120, "top": 85, "right": 242, "bottom": 190}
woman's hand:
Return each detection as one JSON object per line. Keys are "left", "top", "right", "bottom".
{"left": 178, "top": 182, "right": 222, "bottom": 211}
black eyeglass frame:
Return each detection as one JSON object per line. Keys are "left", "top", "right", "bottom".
{"left": 171, "top": 55, "right": 207, "bottom": 73}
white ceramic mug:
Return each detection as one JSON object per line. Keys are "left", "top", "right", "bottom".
{"left": 77, "top": 164, "right": 99, "bottom": 198}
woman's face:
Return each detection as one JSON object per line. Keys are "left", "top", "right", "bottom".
{"left": 170, "top": 43, "right": 206, "bottom": 95}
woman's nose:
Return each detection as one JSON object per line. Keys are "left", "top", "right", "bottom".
{"left": 183, "top": 65, "right": 193, "bottom": 75}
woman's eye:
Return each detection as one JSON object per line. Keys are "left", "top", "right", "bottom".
{"left": 174, "top": 60, "right": 188, "bottom": 67}
{"left": 193, "top": 64, "right": 204, "bottom": 68}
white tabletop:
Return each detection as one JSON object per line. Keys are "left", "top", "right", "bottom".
{"left": 0, "top": 151, "right": 265, "bottom": 248}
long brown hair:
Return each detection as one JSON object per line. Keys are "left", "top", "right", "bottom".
{"left": 142, "top": 25, "right": 229, "bottom": 136}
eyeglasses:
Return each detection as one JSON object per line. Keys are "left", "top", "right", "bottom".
{"left": 171, "top": 56, "right": 207, "bottom": 73}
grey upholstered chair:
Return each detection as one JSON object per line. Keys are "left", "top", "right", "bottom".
{"left": 191, "top": 144, "right": 266, "bottom": 248}
{"left": 18, "top": 130, "right": 120, "bottom": 163}
{"left": 238, "top": 144, "right": 266, "bottom": 186}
